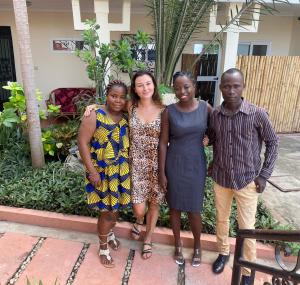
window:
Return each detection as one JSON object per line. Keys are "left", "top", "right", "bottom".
{"left": 121, "top": 34, "right": 156, "bottom": 72}
{"left": 237, "top": 42, "right": 270, "bottom": 56}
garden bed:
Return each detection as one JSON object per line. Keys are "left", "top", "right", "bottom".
{"left": 0, "top": 136, "right": 277, "bottom": 236}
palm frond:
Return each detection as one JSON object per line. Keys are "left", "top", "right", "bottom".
{"left": 146, "top": 0, "right": 290, "bottom": 85}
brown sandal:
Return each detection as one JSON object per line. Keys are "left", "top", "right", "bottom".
{"left": 131, "top": 221, "right": 143, "bottom": 240}
{"left": 142, "top": 242, "right": 153, "bottom": 260}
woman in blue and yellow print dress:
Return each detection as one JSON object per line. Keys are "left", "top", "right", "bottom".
{"left": 85, "top": 108, "right": 131, "bottom": 210}
{"left": 78, "top": 80, "right": 130, "bottom": 268}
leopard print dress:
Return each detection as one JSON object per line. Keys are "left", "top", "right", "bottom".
{"left": 129, "top": 106, "right": 165, "bottom": 204}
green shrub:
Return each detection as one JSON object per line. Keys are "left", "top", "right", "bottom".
{"left": 0, "top": 160, "right": 91, "bottom": 216}
{"left": 1, "top": 143, "right": 298, "bottom": 255}
{"left": 0, "top": 82, "right": 61, "bottom": 155}
{"left": 0, "top": 144, "right": 279, "bottom": 234}
{"left": 41, "top": 120, "right": 80, "bottom": 159}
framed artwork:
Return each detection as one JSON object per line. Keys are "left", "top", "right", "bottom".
{"left": 51, "top": 39, "right": 88, "bottom": 52}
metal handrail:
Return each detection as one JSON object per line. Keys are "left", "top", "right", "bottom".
{"left": 231, "top": 229, "right": 300, "bottom": 285}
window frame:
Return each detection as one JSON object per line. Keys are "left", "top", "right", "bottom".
{"left": 238, "top": 41, "right": 272, "bottom": 56}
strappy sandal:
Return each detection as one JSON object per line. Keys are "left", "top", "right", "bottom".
{"left": 98, "top": 235, "right": 115, "bottom": 268}
{"left": 174, "top": 245, "right": 185, "bottom": 265}
{"left": 107, "top": 230, "right": 120, "bottom": 251}
{"left": 191, "top": 248, "right": 202, "bottom": 267}
{"left": 131, "top": 221, "right": 143, "bottom": 240}
{"left": 142, "top": 242, "right": 153, "bottom": 260}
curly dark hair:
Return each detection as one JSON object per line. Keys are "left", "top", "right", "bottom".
{"left": 106, "top": 79, "right": 128, "bottom": 95}
{"left": 130, "top": 70, "right": 162, "bottom": 106}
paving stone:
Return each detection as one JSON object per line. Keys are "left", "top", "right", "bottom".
{"left": 73, "top": 244, "right": 129, "bottom": 285}
{"left": 254, "top": 272, "right": 273, "bottom": 285}
{"left": 129, "top": 245, "right": 178, "bottom": 285}
{"left": 0, "top": 232, "right": 38, "bottom": 285}
{"left": 16, "top": 237, "right": 83, "bottom": 285}
{"left": 185, "top": 262, "right": 232, "bottom": 285}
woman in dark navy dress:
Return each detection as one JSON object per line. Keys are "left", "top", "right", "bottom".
{"left": 159, "top": 71, "right": 212, "bottom": 267}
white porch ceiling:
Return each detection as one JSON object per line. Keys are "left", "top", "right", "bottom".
{"left": 0, "top": 0, "right": 300, "bottom": 16}
{"left": 0, "top": 0, "right": 146, "bottom": 13}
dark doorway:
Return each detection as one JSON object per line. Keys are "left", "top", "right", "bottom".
{"left": 0, "top": 27, "right": 16, "bottom": 111}
{"left": 181, "top": 44, "right": 219, "bottom": 106}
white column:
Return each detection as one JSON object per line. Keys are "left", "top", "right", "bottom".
{"left": 221, "top": 31, "right": 240, "bottom": 73}
{"left": 72, "top": 0, "right": 131, "bottom": 44}
{"left": 71, "top": 0, "right": 132, "bottom": 81}
{"left": 94, "top": 0, "right": 110, "bottom": 44}
{"left": 215, "top": 31, "right": 240, "bottom": 105}
{"left": 71, "top": 0, "right": 85, "bottom": 30}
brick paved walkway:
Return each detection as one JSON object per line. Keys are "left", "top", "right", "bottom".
{"left": 0, "top": 226, "right": 273, "bottom": 285}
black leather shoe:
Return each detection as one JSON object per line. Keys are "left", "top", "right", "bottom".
{"left": 212, "top": 254, "right": 230, "bottom": 274}
{"left": 240, "top": 275, "right": 251, "bottom": 285}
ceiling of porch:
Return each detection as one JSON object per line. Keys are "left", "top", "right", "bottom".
{"left": 0, "top": 0, "right": 146, "bottom": 13}
{"left": 1, "top": 0, "right": 300, "bottom": 16}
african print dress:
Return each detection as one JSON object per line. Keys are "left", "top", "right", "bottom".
{"left": 85, "top": 108, "right": 131, "bottom": 211}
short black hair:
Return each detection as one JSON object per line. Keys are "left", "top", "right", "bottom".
{"left": 221, "top": 68, "right": 244, "bottom": 83}
{"left": 172, "top": 71, "right": 196, "bottom": 85}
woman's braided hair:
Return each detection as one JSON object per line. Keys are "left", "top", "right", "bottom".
{"left": 172, "top": 71, "right": 196, "bottom": 85}
{"left": 106, "top": 79, "right": 128, "bottom": 95}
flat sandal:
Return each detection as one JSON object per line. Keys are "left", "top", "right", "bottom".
{"left": 174, "top": 245, "right": 185, "bottom": 265}
{"left": 107, "top": 230, "right": 120, "bottom": 251}
{"left": 142, "top": 242, "right": 153, "bottom": 259}
{"left": 191, "top": 248, "right": 202, "bottom": 267}
{"left": 98, "top": 234, "right": 115, "bottom": 268}
{"left": 131, "top": 221, "right": 143, "bottom": 240}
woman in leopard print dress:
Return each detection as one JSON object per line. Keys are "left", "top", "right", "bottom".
{"left": 128, "top": 70, "right": 165, "bottom": 259}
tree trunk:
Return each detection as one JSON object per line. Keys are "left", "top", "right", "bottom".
{"left": 12, "top": 0, "right": 45, "bottom": 167}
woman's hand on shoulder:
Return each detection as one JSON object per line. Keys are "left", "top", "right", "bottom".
{"left": 84, "top": 104, "right": 98, "bottom": 117}
{"left": 203, "top": 135, "right": 209, "bottom": 147}
{"left": 126, "top": 100, "right": 133, "bottom": 114}
{"left": 207, "top": 102, "right": 213, "bottom": 114}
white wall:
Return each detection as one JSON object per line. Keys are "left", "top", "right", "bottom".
{"left": 239, "top": 15, "right": 294, "bottom": 55}
{"left": 0, "top": 10, "right": 155, "bottom": 100}
{"left": 289, "top": 17, "right": 300, "bottom": 55}
{"left": 0, "top": 10, "right": 92, "bottom": 104}
{"left": 171, "top": 14, "right": 297, "bottom": 82}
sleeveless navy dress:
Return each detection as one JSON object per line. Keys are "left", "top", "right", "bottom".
{"left": 166, "top": 101, "right": 208, "bottom": 213}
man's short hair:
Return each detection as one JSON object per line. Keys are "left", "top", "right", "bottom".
{"left": 221, "top": 68, "right": 245, "bottom": 84}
